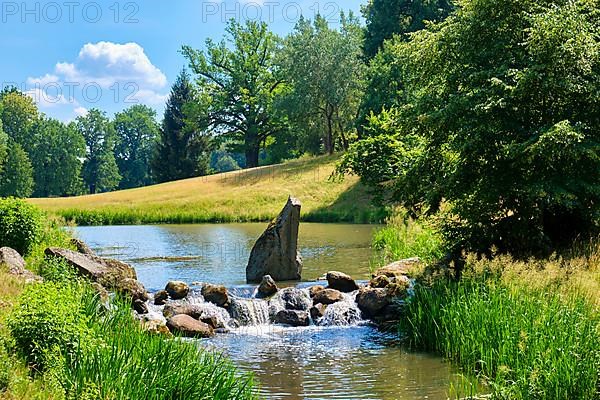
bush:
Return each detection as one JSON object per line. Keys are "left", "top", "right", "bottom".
{"left": 0, "top": 197, "right": 44, "bottom": 255}
{"left": 8, "top": 282, "right": 95, "bottom": 370}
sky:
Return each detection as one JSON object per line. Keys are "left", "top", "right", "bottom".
{"left": 0, "top": 0, "right": 364, "bottom": 122}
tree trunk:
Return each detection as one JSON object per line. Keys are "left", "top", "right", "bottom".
{"left": 245, "top": 126, "right": 260, "bottom": 168}
{"left": 326, "top": 107, "right": 334, "bottom": 155}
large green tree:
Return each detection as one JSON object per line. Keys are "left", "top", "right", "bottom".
{"left": 182, "top": 20, "right": 285, "bottom": 168}
{"left": 153, "top": 70, "right": 211, "bottom": 182}
{"left": 0, "top": 88, "right": 39, "bottom": 152}
{"left": 362, "top": 0, "right": 453, "bottom": 59}
{"left": 30, "top": 118, "right": 85, "bottom": 197}
{"left": 77, "top": 109, "right": 121, "bottom": 194}
{"left": 0, "top": 140, "right": 34, "bottom": 198}
{"left": 281, "top": 14, "right": 365, "bottom": 154}
{"left": 114, "top": 105, "right": 160, "bottom": 189}
{"left": 342, "top": 0, "right": 600, "bottom": 255}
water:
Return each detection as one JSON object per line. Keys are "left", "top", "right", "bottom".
{"left": 75, "top": 224, "right": 468, "bottom": 400}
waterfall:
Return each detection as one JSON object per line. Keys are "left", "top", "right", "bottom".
{"left": 229, "top": 298, "right": 271, "bottom": 326}
{"left": 318, "top": 292, "right": 363, "bottom": 327}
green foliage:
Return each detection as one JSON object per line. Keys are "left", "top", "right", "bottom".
{"left": 114, "top": 105, "right": 160, "bottom": 189}
{"left": 152, "top": 70, "right": 211, "bottom": 183}
{"left": 348, "top": 0, "right": 600, "bottom": 255}
{"left": 8, "top": 282, "right": 94, "bottom": 371}
{"left": 30, "top": 118, "right": 85, "bottom": 197}
{"left": 372, "top": 213, "right": 444, "bottom": 265}
{"left": 182, "top": 19, "right": 285, "bottom": 168}
{"left": 59, "top": 298, "right": 256, "bottom": 400}
{"left": 361, "top": 0, "right": 453, "bottom": 59}
{"left": 280, "top": 13, "right": 365, "bottom": 154}
{"left": 0, "top": 341, "right": 10, "bottom": 392}
{"left": 77, "top": 109, "right": 121, "bottom": 194}
{"left": 0, "top": 140, "right": 34, "bottom": 198}
{"left": 401, "top": 268, "right": 600, "bottom": 399}
{"left": 39, "top": 257, "right": 80, "bottom": 283}
{"left": 0, "top": 198, "right": 43, "bottom": 255}
{"left": 0, "top": 87, "right": 39, "bottom": 151}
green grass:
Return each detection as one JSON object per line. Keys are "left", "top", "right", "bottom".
{"left": 399, "top": 254, "right": 600, "bottom": 399}
{"left": 30, "top": 155, "right": 386, "bottom": 225}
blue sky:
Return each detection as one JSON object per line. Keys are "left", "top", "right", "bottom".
{"left": 0, "top": 0, "right": 364, "bottom": 121}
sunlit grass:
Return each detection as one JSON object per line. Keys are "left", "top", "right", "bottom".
{"left": 30, "top": 155, "right": 386, "bottom": 225}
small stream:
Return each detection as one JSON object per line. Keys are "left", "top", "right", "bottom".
{"left": 75, "top": 223, "right": 468, "bottom": 399}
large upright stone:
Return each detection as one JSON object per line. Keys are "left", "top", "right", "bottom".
{"left": 246, "top": 197, "right": 303, "bottom": 283}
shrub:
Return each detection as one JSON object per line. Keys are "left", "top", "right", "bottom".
{"left": 0, "top": 197, "right": 43, "bottom": 255}
{"left": 8, "top": 282, "right": 95, "bottom": 370}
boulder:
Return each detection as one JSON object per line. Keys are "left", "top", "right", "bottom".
{"left": 70, "top": 238, "right": 95, "bottom": 256}
{"left": 201, "top": 316, "right": 224, "bottom": 330}
{"left": 142, "top": 319, "right": 172, "bottom": 336}
{"left": 386, "top": 280, "right": 410, "bottom": 299}
{"left": 369, "top": 275, "right": 391, "bottom": 288}
{"left": 280, "top": 287, "right": 311, "bottom": 311}
{"left": 133, "top": 299, "right": 148, "bottom": 314}
{"left": 326, "top": 271, "right": 359, "bottom": 293}
{"left": 163, "top": 304, "right": 204, "bottom": 319}
{"left": 166, "top": 314, "right": 214, "bottom": 338}
{"left": 356, "top": 287, "right": 389, "bottom": 318}
{"left": 246, "top": 197, "right": 303, "bottom": 283}
{"left": 313, "top": 288, "right": 343, "bottom": 305}
{"left": 0, "top": 247, "right": 26, "bottom": 275}
{"left": 44, "top": 247, "right": 137, "bottom": 288}
{"left": 115, "top": 278, "right": 149, "bottom": 303}
{"left": 374, "top": 258, "right": 421, "bottom": 279}
{"left": 310, "top": 303, "right": 327, "bottom": 321}
{"left": 274, "top": 310, "right": 310, "bottom": 327}
{"left": 165, "top": 281, "right": 189, "bottom": 300}
{"left": 154, "top": 290, "right": 169, "bottom": 305}
{"left": 201, "top": 284, "right": 229, "bottom": 307}
{"left": 309, "top": 285, "right": 325, "bottom": 298}
{"left": 0, "top": 247, "right": 41, "bottom": 282}
{"left": 256, "top": 275, "right": 278, "bottom": 298}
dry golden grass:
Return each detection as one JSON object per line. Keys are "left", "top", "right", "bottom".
{"left": 30, "top": 155, "right": 384, "bottom": 225}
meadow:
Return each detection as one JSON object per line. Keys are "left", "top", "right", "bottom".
{"left": 30, "top": 155, "right": 385, "bottom": 225}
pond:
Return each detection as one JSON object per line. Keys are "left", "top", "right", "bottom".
{"left": 75, "top": 223, "right": 465, "bottom": 400}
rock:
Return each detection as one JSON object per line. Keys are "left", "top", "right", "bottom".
{"left": 0, "top": 247, "right": 26, "bottom": 274}
{"left": 142, "top": 319, "right": 172, "bottom": 336}
{"left": 386, "top": 280, "right": 410, "bottom": 299}
{"left": 201, "top": 284, "right": 229, "bottom": 307}
{"left": 326, "top": 271, "right": 359, "bottom": 293}
{"left": 133, "top": 299, "right": 148, "bottom": 314}
{"left": 369, "top": 275, "right": 391, "bottom": 288}
{"left": 313, "top": 288, "right": 344, "bottom": 305}
{"left": 165, "top": 281, "right": 189, "bottom": 300}
{"left": 154, "top": 290, "right": 169, "bottom": 305}
{"left": 116, "top": 278, "right": 149, "bottom": 303}
{"left": 356, "top": 287, "right": 389, "bottom": 318}
{"left": 246, "top": 197, "right": 303, "bottom": 283}
{"left": 166, "top": 314, "right": 214, "bottom": 338}
{"left": 0, "top": 247, "right": 41, "bottom": 282}
{"left": 374, "top": 258, "right": 421, "bottom": 279}
{"left": 280, "top": 287, "right": 311, "bottom": 311}
{"left": 163, "top": 304, "right": 203, "bottom": 319}
{"left": 201, "top": 316, "right": 223, "bottom": 329}
{"left": 70, "top": 238, "right": 95, "bottom": 256}
{"left": 44, "top": 247, "right": 137, "bottom": 288}
{"left": 274, "top": 310, "right": 310, "bottom": 327}
{"left": 256, "top": 275, "right": 278, "bottom": 298}
{"left": 309, "top": 285, "right": 325, "bottom": 298}
{"left": 310, "top": 303, "right": 327, "bottom": 321}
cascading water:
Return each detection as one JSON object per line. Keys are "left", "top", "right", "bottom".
{"left": 317, "top": 292, "right": 362, "bottom": 326}
{"left": 229, "top": 298, "right": 270, "bottom": 326}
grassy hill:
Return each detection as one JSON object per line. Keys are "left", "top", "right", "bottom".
{"left": 30, "top": 155, "right": 385, "bottom": 225}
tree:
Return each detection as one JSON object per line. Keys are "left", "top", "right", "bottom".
{"left": 342, "top": 0, "right": 600, "bottom": 255}
{"left": 362, "top": 0, "right": 453, "bottom": 59}
{"left": 0, "top": 140, "right": 34, "bottom": 198}
{"left": 281, "top": 14, "right": 365, "bottom": 154}
{"left": 153, "top": 70, "right": 212, "bottom": 182}
{"left": 182, "top": 19, "right": 285, "bottom": 168}
{"left": 77, "top": 109, "right": 121, "bottom": 194}
{"left": 0, "top": 87, "right": 39, "bottom": 152}
{"left": 30, "top": 118, "right": 85, "bottom": 197}
{"left": 114, "top": 105, "right": 160, "bottom": 189}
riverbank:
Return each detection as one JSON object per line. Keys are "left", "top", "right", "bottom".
{"left": 30, "top": 155, "right": 386, "bottom": 226}
{"left": 0, "top": 200, "right": 256, "bottom": 400}
{"left": 376, "top": 217, "right": 600, "bottom": 399}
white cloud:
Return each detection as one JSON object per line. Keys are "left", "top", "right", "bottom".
{"left": 26, "top": 41, "right": 168, "bottom": 116}
{"left": 74, "top": 106, "right": 89, "bottom": 117}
